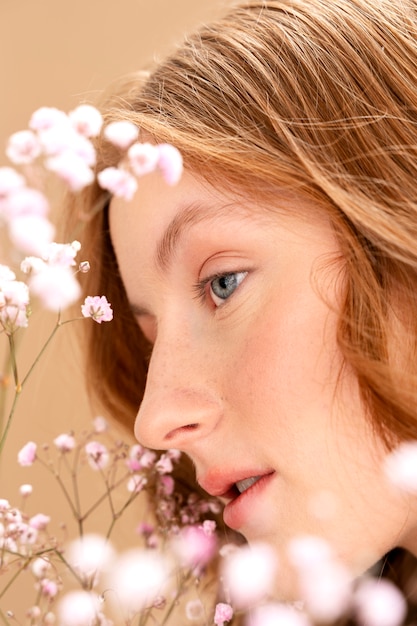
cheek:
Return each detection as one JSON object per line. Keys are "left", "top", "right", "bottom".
{"left": 231, "top": 289, "right": 342, "bottom": 418}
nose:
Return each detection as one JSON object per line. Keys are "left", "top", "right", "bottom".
{"left": 134, "top": 328, "right": 222, "bottom": 452}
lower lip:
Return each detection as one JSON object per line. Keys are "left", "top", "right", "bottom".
{"left": 223, "top": 472, "right": 275, "bottom": 530}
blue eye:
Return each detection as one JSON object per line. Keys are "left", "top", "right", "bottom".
{"left": 209, "top": 271, "right": 247, "bottom": 306}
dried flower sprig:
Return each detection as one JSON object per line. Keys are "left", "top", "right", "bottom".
{"left": 0, "top": 420, "right": 223, "bottom": 626}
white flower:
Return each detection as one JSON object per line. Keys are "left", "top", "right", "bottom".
{"left": 29, "top": 106, "right": 69, "bottom": 131}
{"left": 385, "top": 440, "right": 417, "bottom": 493}
{"left": 81, "top": 296, "right": 113, "bottom": 323}
{"left": 69, "top": 105, "right": 103, "bottom": 138}
{"left": 103, "top": 121, "right": 138, "bottom": 149}
{"left": 85, "top": 441, "right": 109, "bottom": 470}
{"left": 221, "top": 542, "right": 278, "bottom": 609}
{"left": 45, "top": 151, "right": 94, "bottom": 191}
{"left": 354, "top": 578, "right": 407, "bottom": 626}
{"left": 2, "top": 187, "right": 49, "bottom": 219}
{"left": 247, "top": 603, "right": 312, "bottom": 626}
{"left": 9, "top": 215, "right": 55, "bottom": 256}
{"left": 127, "top": 142, "right": 159, "bottom": 177}
{"left": 6, "top": 130, "right": 41, "bottom": 164}
{"left": 66, "top": 534, "right": 115, "bottom": 582}
{"left": 54, "top": 433, "right": 76, "bottom": 452}
{"left": 97, "top": 167, "right": 138, "bottom": 200}
{"left": 0, "top": 167, "right": 25, "bottom": 196}
{"left": 29, "top": 265, "right": 81, "bottom": 311}
{"left": 105, "top": 548, "right": 168, "bottom": 612}
{"left": 156, "top": 143, "right": 183, "bottom": 185}
{"left": 57, "top": 591, "right": 99, "bottom": 626}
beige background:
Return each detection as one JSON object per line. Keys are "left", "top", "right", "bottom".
{"left": 0, "top": 0, "right": 230, "bottom": 618}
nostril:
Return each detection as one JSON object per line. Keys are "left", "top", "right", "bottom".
{"left": 165, "top": 423, "right": 199, "bottom": 441}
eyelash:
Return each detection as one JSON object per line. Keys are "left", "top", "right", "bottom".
{"left": 193, "top": 271, "right": 248, "bottom": 307}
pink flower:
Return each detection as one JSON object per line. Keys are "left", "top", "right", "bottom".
{"left": 30, "top": 513, "right": 50, "bottom": 530}
{"left": 17, "top": 441, "right": 37, "bottom": 466}
{"left": 79, "top": 261, "right": 90, "bottom": 273}
{"left": 354, "top": 578, "right": 407, "bottom": 626}
{"left": 81, "top": 295, "right": 113, "bottom": 323}
{"left": 29, "top": 107, "right": 69, "bottom": 131}
{"left": 139, "top": 449, "right": 157, "bottom": 468}
{"left": 21, "top": 256, "right": 47, "bottom": 275}
{"left": 46, "top": 151, "right": 94, "bottom": 191}
{"left": 186, "top": 599, "right": 205, "bottom": 621}
{"left": 29, "top": 265, "right": 81, "bottom": 311}
{"left": 0, "top": 167, "right": 25, "bottom": 197}
{"left": 159, "top": 475, "right": 174, "bottom": 496}
{"left": 44, "top": 240, "right": 81, "bottom": 268}
{"left": 127, "top": 142, "right": 159, "bottom": 177}
{"left": 9, "top": 215, "right": 55, "bottom": 256}
{"left": 174, "top": 525, "right": 217, "bottom": 569}
{"left": 54, "top": 433, "right": 76, "bottom": 452}
{"left": 214, "top": 603, "right": 233, "bottom": 626}
{"left": 201, "top": 520, "right": 216, "bottom": 536}
{"left": 127, "top": 474, "right": 148, "bottom": 493}
{"left": 156, "top": 144, "right": 183, "bottom": 185}
{"left": 2, "top": 188, "right": 49, "bottom": 219}
{"left": 69, "top": 105, "right": 103, "bottom": 138}
{"left": 97, "top": 166, "right": 138, "bottom": 200}
{"left": 155, "top": 453, "right": 173, "bottom": 474}
{"left": 40, "top": 579, "right": 58, "bottom": 598}
{"left": 85, "top": 441, "right": 109, "bottom": 470}
{"left": 6, "top": 130, "right": 41, "bottom": 164}
{"left": 93, "top": 415, "right": 108, "bottom": 433}
{"left": 103, "top": 121, "right": 139, "bottom": 149}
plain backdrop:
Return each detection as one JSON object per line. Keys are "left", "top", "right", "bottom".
{"left": 0, "top": 0, "right": 230, "bottom": 617}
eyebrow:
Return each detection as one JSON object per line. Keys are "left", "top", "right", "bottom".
{"left": 130, "top": 199, "right": 252, "bottom": 318}
{"left": 155, "top": 199, "right": 240, "bottom": 272}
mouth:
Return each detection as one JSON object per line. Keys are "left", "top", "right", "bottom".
{"left": 198, "top": 469, "right": 275, "bottom": 502}
{"left": 197, "top": 468, "right": 276, "bottom": 531}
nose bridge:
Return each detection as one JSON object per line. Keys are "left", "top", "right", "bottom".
{"left": 134, "top": 319, "right": 222, "bottom": 451}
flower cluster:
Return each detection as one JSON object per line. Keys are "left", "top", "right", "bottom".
{"left": 1, "top": 420, "right": 225, "bottom": 626}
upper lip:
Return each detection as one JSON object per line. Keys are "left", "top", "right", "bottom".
{"left": 197, "top": 467, "right": 275, "bottom": 499}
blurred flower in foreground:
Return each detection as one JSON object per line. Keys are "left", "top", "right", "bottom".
{"left": 105, "top": 548, "right": 168, "bottom": 613}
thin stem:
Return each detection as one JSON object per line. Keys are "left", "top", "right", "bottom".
{"left": 0, "top": 556, "right": 32, "bottom": 601}
{"left": 7, "top": 333, "right": 20, "bottom": 391}
{"left": 37, "top": 457, "right": 81, "bottom": 522}
{"left": 20, "top": 315, "right": 62, "bottom": 388}
{"left": 0, "top": 340, "right": 13, "bottom": 434}
{"left": 0, "top": 609, "right": 11, "bottom": 626}
{"left": 0, "top": 388, "right": 20, "bottom": 457}
{"left": 52, "top": 548, "right": 86, "bottom": 588}
{"left": 159, "top": 570, "right": 194, "bottom": 626}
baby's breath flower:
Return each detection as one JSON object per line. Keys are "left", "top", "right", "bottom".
{"left": 19, "top": 484, "right": 33, "bottom": 497}
{"left": 97, "top": 166, "right": 138, "bottom": 200}
{"left": 54, "top": 433, "right": 76, "bottom": 452}
{"left": 103, "top": 120, "right": 139, "bottom": 149}
{"left": 214, "top": 602, "right": 234, "bottom": 626}
{"left": 29, "top": 513, "right": 50, "bottom": 530}
{"left": 6, "top": 130, "right": 41, "bottom": 164}
{"left": 69, "top": 105, "right": 103, "bottom": 138}
{"left": 186, "top": 599, "right": 205, "bottom": 621}
{"left": 81, "top": 295, "right": 113, "bottom": 324}
{"left": 17, "top": 441, "right": 37, "bottom": 466}
{"left": 85, "top": 441, "right": 109, "bottom": 470}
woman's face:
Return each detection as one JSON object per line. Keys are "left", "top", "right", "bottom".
{"left": 110, "top": 170, "right": 417, "bottom": 594}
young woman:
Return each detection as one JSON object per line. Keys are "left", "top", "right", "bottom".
{"left": 74, "top": 0, "right": 417, "bottom": 616}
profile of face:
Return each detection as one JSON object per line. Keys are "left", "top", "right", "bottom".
{"left": 109, "top": 170, "right": 417, "bottom": 596}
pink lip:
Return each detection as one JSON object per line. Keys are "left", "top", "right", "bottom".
{"left": 198, "top": 468, "right": 276, "bottom": 529}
